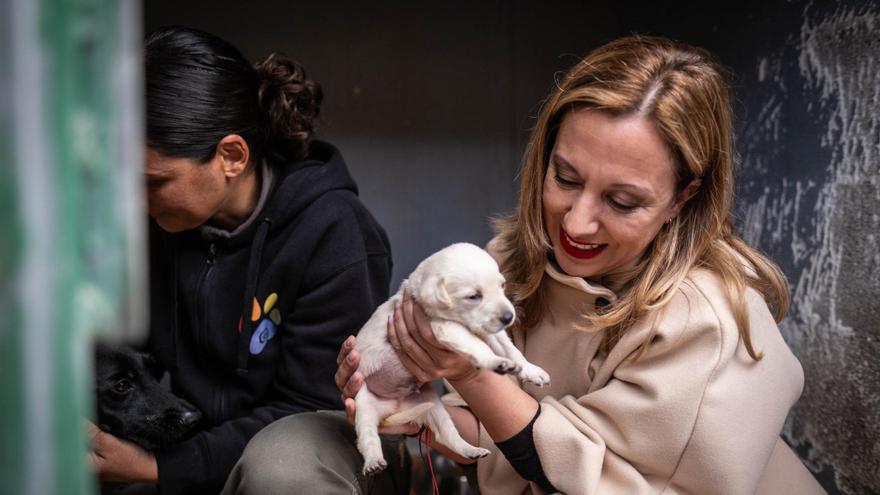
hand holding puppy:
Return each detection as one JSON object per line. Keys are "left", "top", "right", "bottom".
{"left": 387, "top": 290, "right": 481, "bottom": 384}
{"left": 335, "top": 336, "right": 421, "bottom": 437}
{"left": 86, "top": 420, "right": 158, "bottom": 483}
{"left": 342, "top": 243, "right": 549, "bottom": 475}
{"left": 334, "top": 292, "right": 481, "bottom": 438}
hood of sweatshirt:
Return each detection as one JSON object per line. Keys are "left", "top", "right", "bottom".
{"left": 199, "top": 140, "right": 359, "bottom": 246}
{"left": 167, "top": 140, "right": 362, "bottom": 375}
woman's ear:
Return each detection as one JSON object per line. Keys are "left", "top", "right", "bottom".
{"left": 216, "top": 134, "right": 250, "bottom": 178}
{"left": 672, "top": 177, "right": 702, "bottom": 216}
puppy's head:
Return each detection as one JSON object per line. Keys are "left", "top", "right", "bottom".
{"left": 408, "top": 243, "right": 515, "bottom": 337}
{"left": 93, "top": 343, "right": 202, "bottom": 450}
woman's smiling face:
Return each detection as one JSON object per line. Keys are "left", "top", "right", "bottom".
{"left": 542, "top": 108, "right": 688, "bottom": 279}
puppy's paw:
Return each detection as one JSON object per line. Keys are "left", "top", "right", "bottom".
{"left": 362, "top": 457, "right": 388, "bottom": 476}
{"left": 488, "top": 357, "right": 520, "bottom": 375}
{"left": 465, "top": 447, "right": 491, "bottom": 459}
{"left": 519, "top": 363, "right": 551, "bottom": 387}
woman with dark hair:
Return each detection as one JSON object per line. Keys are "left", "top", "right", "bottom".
{"left": 88, "top": 26, "right": 408, "bottom": 494}
{"left": 337, "top": 35, "right": 826, "bottom": 494}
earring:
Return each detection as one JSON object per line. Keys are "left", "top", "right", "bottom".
{"left": 665, "top": 217, "right": 674, "bottom": 225}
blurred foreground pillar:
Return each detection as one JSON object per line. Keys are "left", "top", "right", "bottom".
{"left": 0, "top": 1, "right": 145, "bottom": 494}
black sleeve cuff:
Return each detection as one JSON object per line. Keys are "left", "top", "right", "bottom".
{"left": 494, "top": 405, "right": 557, "bottom": 494}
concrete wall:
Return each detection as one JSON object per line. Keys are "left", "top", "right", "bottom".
{"left": 615, "top": 1, "right": 880, "bottom": 493}
{"left": 145, "top": 2, "right": 879, "bottom": 493}
{"left": 732, "top": 4, "right": 879, "bottom": 494}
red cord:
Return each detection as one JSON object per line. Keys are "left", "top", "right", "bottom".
{"left": 420, "top": 428, "right": 440, "bottom": 495}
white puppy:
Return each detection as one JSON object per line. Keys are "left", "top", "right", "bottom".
{"left": 353, "top": 242, "right": 550, "bottom": 475}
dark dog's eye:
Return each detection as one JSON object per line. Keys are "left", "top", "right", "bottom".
{"left": 466, "top": 292, "right": 482, "bottom": 301}
{"left": 113, "top": 379, "right": 133, "bottom": 394}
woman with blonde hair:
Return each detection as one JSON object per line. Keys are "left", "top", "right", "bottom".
{"left": 337, "top": 35, "right": 824, "bottom": 494}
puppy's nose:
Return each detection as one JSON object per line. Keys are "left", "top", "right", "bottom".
{"left": 499, "top": 311, "right": 514, "bottom": 326}
{"left": 178, "top": 410, "right": 202, "bottom": 426}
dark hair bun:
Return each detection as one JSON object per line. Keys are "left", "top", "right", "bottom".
{"left": 255, "top": 53, "right": 323, "bottom": 160}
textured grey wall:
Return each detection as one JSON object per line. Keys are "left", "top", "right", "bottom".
{"left": 145, "top": 1, "right": 879, "bottom": 493}
{"left": 734, "top": 4, "right": 880, "bottom": 494}
{"left": 616, "top": 1, "right": 880, "bottom": 493}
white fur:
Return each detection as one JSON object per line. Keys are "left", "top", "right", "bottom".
{"left": 354, "top": 243, "right": 550, "bottom": 475}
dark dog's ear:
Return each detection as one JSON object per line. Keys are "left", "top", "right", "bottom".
{"left": 138, "top": 353, "right": 165, "bottom": 380}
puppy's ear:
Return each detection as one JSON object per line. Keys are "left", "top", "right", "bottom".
{"left": 416, "top": 275, "right": 453, "bottom": 309}
{"left": 138, "top": 352, "right": 165, "bottom": 380}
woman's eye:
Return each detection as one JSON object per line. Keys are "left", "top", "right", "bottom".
{"left": 466, "top": 292, "right": 483, "bottom": 301}
{"left": 553, "top": 173, "right": 580, "bottom": 188}
{"left": 608, "top": 197, "right": 638, "bottom": 212}
{"left": 146, "top": 178, "right": 168, "bottom": 190}
{"left": 114, "top": 379, "right": 132, "bottom": 394}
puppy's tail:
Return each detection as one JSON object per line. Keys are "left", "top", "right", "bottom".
{"left": 382, "top": 402, "right": 433, "bottom": 425}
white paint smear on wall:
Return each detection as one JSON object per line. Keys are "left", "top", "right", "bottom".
{"left": 740, "top": 5, "right": 880, "bottom": 492}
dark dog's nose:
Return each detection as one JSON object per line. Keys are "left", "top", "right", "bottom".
{"left": 178, "top": 410, "right": 202, "bottom": 426}
{"left": 499, "top": 311, "right": 514, "bottom": 326}
{"left": 166, "top": 408, "right": 202, "bottom": 427}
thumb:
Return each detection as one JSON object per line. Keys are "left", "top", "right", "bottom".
{"left": 84, "top": 420, "right": 101, "bottom": 442}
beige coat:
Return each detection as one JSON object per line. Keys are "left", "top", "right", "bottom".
{"left": 458, "top": 256, "right": 825, "bottom": 494}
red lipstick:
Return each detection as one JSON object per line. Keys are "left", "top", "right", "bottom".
{"left": 559, "top": 228, "right": 606, "bottom": 259}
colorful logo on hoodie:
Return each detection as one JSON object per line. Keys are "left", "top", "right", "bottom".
{"left": 238, "top": 292, "right": 282, "bottom": 355}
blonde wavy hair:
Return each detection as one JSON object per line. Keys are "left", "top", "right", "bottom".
{"left": 493, "top": 35, "right": 789, "bottom": 360}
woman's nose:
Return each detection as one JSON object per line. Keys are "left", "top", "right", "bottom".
{"left": 564, "top": 194, "right": 600, "bottom": 237}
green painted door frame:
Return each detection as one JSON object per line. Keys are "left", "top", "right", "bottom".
{"left": 1, "top": 1, "right": 145, "bottom": 494}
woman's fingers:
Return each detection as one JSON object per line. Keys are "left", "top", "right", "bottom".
{"left": 400, "top": 292, "right": 465, "bottom": 362}
{"left": 334, "top": 347, "right": 360, "bottom": 391}
{"left": 393, "top": 291, "right": 478, "bottom": 381}
{"left": 85, "top": 420, "right": 101, "bottom": 441}
{"left": 335, "top": 336, "right": 365, "bottom": 403}
{"left": 334, "top": 335, "right": 356, "bottom": 390}
{"left": 401, "top": 291, "right": 420, "bottom": 340}
{"left": 344, "top": 398, "right": 357, "bottom": 425}
{"left": 388, "top": 305, "right": 435, "bottom": 382}
{"left": 399, "top": 348, "right": 434, "bottom": 383}
{"left": 391, "top": 301, "right": 432, "bottom": 362}
{"left": 336, "top": 335, "right": 356, "bottom": 365}
{"left": 403, "top": 291, "right": 439, "bottom": 346}
{"left": 340, "top": 371, "right": 364, "bottom": 402}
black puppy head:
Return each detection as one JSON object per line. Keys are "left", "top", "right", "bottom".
{"left": 93, "top": 343, "right": 202, "bottom": 450}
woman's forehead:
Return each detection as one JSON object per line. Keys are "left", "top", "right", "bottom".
{"left": 550, "top": 111, "right": 677, "bottom": 192}
{"left": 144, "top": 149, "right": 190, "bottom": 177}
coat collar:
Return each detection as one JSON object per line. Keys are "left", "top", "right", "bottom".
{"left": 544, "top": 259, "right": 619, "bottom": 305}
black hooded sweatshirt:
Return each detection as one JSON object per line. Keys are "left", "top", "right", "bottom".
{"left": 147, "top": 141, "right": 392, "bottom": 494}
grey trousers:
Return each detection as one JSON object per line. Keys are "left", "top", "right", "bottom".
{"left": 221, "top": 411, "right": 411, "bottom": 495}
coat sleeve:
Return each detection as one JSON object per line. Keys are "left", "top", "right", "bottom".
{"left": 156, "top": 200, "right": 392, "bottom": 494}
{"left": 479, "top": 279, "right": 804, "bottom": 495}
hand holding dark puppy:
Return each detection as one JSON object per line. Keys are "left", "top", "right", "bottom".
{"left": 86, "top": 420, "right": 158, "bottom": 483}
{"left": 90, "top": 344, "right": 203, "bottom": 485}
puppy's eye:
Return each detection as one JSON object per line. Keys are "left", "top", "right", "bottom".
{"left": 466, "top": 292, "right": 482, "bottom": 301}
{"left": 113, "top": 379, "right": 133, "bottom": 394}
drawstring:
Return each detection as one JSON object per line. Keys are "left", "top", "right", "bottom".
{"left": 237, "top": 218, "right": 272, "bottom": 376}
